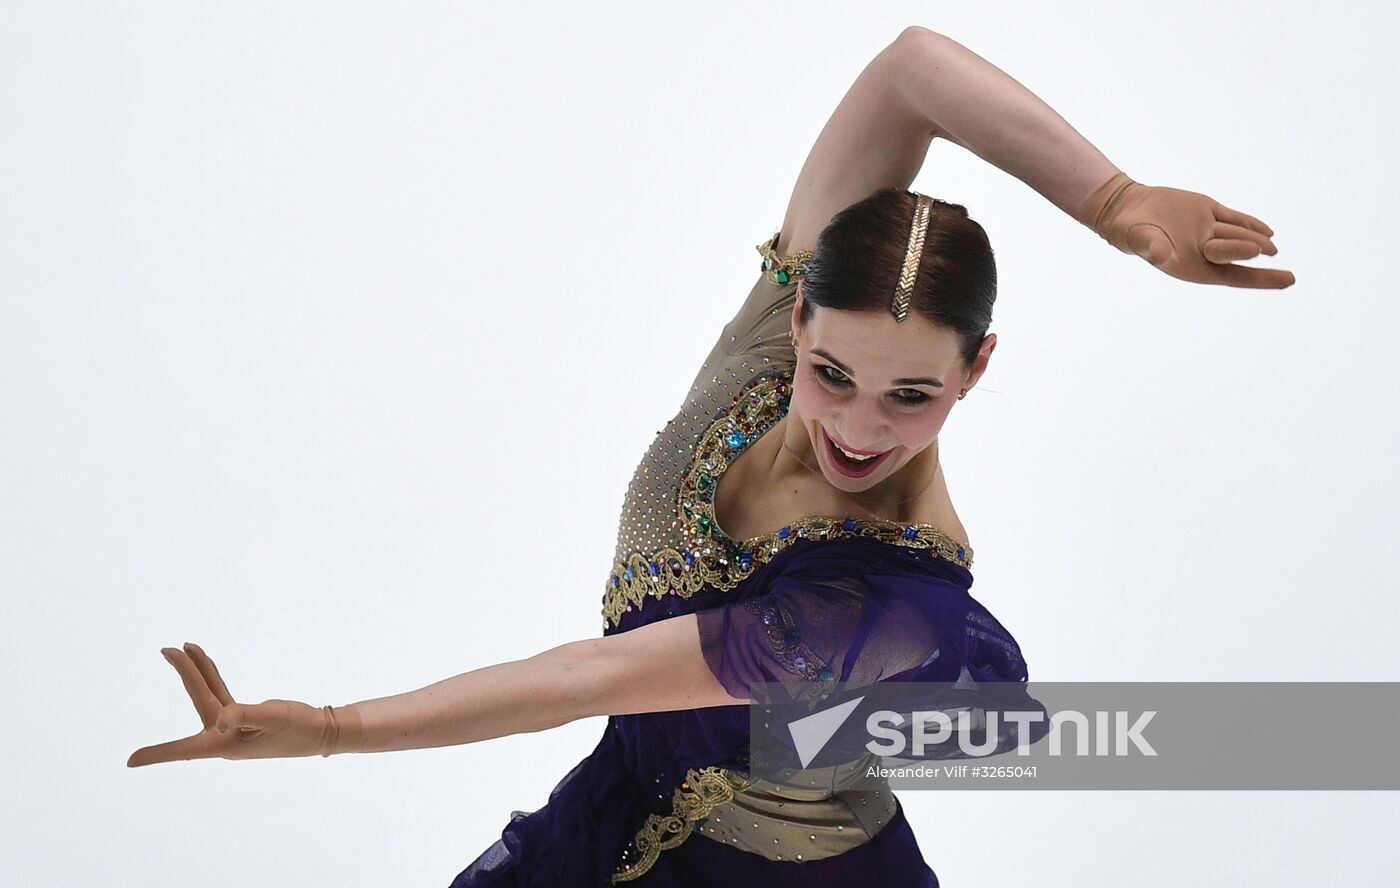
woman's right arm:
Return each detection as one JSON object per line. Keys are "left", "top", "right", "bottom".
{"left": 128, "top": 619, "right": 744, "bottom": 766}
{"left": 341, "top": 615, "right": 744, "bottom": 754}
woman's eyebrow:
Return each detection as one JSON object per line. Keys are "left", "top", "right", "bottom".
{"left": 810, "top": 347, "right": 945, "bottom": 388}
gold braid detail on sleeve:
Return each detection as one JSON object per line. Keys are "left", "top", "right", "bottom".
{"left": 756, "top": 233, "right": 813, "bottom": 286}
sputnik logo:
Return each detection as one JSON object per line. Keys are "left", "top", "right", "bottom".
{"left": 786, "top": 695, "right": 867, "bottom": 767}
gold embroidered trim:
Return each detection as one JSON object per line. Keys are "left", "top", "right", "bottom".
{"left": 601, "top": 369, "right": 974, "bottom": 627}
{"left": 610, "top": 766, "right": 754, "bottom": 883}
{"left": 755, "top": 232, "right": 813, "bottom": 286}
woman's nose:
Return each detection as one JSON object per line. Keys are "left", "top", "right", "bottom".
{"left": 838, "top": 399, "right": 892, "bottom": 449}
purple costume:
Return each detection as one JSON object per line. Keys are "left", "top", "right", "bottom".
{"left": 450, "top": 241, "right": 1037, "bottom": 887}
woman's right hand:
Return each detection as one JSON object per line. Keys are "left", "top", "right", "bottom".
{"left": 127, "top": 642, "right": 355, "bottom": 767}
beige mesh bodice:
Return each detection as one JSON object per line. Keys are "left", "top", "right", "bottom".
{"left": 603, "top": 252, "right": 902, "bottom": 881}
{"left": 606, "top": 269, "right": 799, "bottom": 573}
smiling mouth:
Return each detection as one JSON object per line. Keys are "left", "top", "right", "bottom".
{"left": 821, "top": 427, "right": 893, "bottom": 477}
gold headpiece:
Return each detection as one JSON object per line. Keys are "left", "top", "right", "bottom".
{"left": 890, "top": 192, "right": 934, "bottom": 322}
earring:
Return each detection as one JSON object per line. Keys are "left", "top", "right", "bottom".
{"left": 957, "top": 388, "right": 967, "bottom": 400}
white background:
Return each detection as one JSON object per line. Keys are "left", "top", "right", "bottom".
{"left": 3, "top": 2, "right": 1397, "bottom": 885}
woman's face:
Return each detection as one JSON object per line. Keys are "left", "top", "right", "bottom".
{"left": 788, "top": 282, "right": 994, "bottom": 495}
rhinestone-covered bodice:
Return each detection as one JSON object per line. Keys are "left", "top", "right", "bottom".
{"left": 604, "top": 240, "right": 975, "bottom": 883}
{"left": 601, "top": 264, "right": 801, "bottom": 625}
{"left": 602, "top": 265, "right": 972, "bottom": 631}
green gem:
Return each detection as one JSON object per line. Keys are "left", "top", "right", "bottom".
{"left": 775, "top": 269, "right": 790, "bottom": 284}
{"left": 698, "top": 516, "right": 710, "bottom": 533}
{"left": 697, "top": 472, "right": 712, "bottom": 490}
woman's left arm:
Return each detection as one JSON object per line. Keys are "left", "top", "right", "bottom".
{"left": 775, "top": 26, "right": 1292, "bottom": 290}
{"left": 894, "top": 27, "right": 1294, "bottom": 288}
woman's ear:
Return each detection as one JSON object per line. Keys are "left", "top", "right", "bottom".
{"left": 963, "top": 332, "right": 997, "bottom": 391}
{"left": 790, "top": 280, "right": 805, "bottom": 345}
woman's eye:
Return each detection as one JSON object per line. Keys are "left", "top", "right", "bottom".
{"left": 818, "top": 365, "right": 928, "bottom": 406}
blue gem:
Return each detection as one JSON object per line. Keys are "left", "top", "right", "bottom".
{"left": 817, "top": 667, "right": 834, "bottom": 682}
{"left": 685, "top": 552, "right": 696, "bottom": 565}
{"left": 778, "top": 526, "right": 790, "bottom": 539}
{"left": 842, "top": 518, "right": 857, "bottom": 531}
{"left": 611, "top": 575, "right": 619, "bottom": 587}
{"left": 648, "top": 562, "right": 659, "bottom": 575}
{"left": 793, "top": 656, "right": 806, "bottom": 669}
{"left": 957, "top": 546, "right": 966, "bottom": 560}
{"left": 623, "top": 568, "right": 633, "bottom": 580}
{"left": 726, "top": 431, "right": 746, "bottom": 449}
{"left": 903, "top": 526, "right": 918, "bottom": 540}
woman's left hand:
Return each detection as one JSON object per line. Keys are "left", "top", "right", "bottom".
{"left": 1080, "top": 171, "right": 1295, "bottom": 289}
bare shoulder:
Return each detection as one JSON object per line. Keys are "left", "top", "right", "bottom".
{"left": 771, "top": 26, "right": 941, "bottom": 257}
{"left": 913, "top": 458, "right": 972, "bottom": 553}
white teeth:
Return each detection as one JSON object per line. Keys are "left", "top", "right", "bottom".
{"left": 835, "top": 442, "right": 876, "bottom": 461}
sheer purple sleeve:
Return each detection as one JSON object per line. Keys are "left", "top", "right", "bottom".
{"left": 695, "top": 540, "right": 1016, "bottom": 702}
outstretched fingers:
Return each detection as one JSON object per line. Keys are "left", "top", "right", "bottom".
{"left": 1212, "top": 221, "right": 1277, "bottom": 256}
{"left": 127, "top": 728, "right": 228, "bottom": 768}
{"left": 160, "top": 646, "right": 224, "bottom": 729}
{"left": 1199, "top": 220, "right": 1294, "bottom": 288}
{"left": 1206, "top": 262, "right": 1297, "bottom": 289}
{"left": 1214, "top": 202, "right": 1275, "bottom": 238}
{"left": 1203, "top": 236, "right": 1268, "bottom": 264}
{"left": 182, "top": 641, "right": 235, "bottom": 706}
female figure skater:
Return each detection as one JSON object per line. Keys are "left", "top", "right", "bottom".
{"left": 128, "top": 26, "right": 1294, "bottom": 887}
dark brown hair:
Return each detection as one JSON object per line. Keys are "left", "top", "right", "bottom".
{"left": 799, "top": 187, "right": 996, "bottom": 368}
